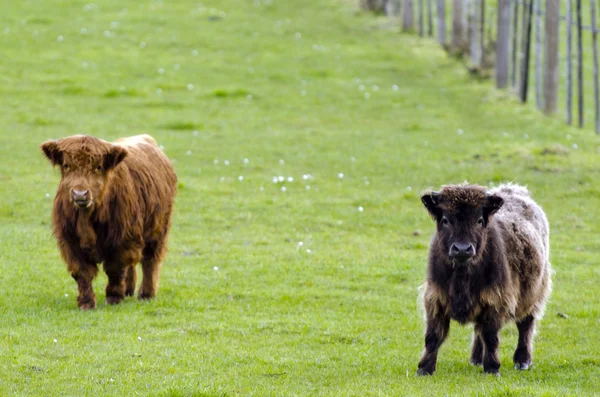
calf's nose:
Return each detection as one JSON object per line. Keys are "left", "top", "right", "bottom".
{"left": 71, "top": 189, "right": 89, "bottom": 202}
{"left": 449, "top": 242, "right": 476, "bottom": 259}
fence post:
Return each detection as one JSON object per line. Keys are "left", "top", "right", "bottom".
{"left": 385, "top": 0, "right": 401, "bottom": 16}
{"left": 566, "top": 0, "right": 573, "bottom": 124}
{"left": 543, "top": 0, "right": 560, "bottom": 115}
{"left": 519, "top": 0, "right": 534, "bottom": 102}
{"left": 592, "top": 0, "right": 600, "bottom": 133}
{"left": 577, "top": 0, "right": 583, "bottom": 128}
{"left": 419, "top": 0, "right": 425, "bottom": 36}
{"left": 470, "top": 0, "right": 482, "bottom": 69}
{"left": 437, "top": 0, "right": 446, "bottom": 46}
{"left": 452, "top": 0, "right": 467, "bottom": 54}
{"left": 403, "top": 0, "right": 415, "bottom": 31}
{"left": 511, "top": 1, "right": 520, "bottom": 88}
{"left": 480, "top": 0, "right": 485, "bottom": 64}
{"left": 466, "top": 0, "right": 473, "bottom": 50}
{"left": 496, "top": 0, "right": 511, "bottom": 88}
{"left": 427, "top": 0, "right": 434, "bottom": 36}
{"left": 534, "top": 0, "right": 543, "bottom": 109}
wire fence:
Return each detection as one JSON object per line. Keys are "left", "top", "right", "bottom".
{"left": 361, "top": 0, "right": 600, "bottom": 133}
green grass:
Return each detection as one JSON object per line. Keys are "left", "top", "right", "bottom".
{"left": 1, "top": 0, "right": 599, "bottom": 395}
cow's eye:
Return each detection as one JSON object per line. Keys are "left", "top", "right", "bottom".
{"left": 440, "top": 217, "right": 450, "bottom": 227}
{"left": 477, "top": 217, "right": 485, "bottom": 226}
{"left": 61, "top": 164, "right": 69, "bottom": 170}
{"left": 96, "top": 165, "right": 103, "bottom": 172}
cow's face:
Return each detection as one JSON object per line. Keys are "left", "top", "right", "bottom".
{"left": 421, "top": 188, "right": 503, "bottom": 265}
{"left": 41, "top": 136, "right": 127, "bottom": 210}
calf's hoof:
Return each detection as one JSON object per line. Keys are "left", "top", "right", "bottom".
{"left": 106, "top": 295, "right": 123, "bottom": 305}
{"left": 416, "top": 367, "right": 434, "bottom": 376}
{"left": 125, "top": 288, "right": 135, "bottom": 297}
{"left": 514, "top": 362, "right": 531, "bottom": 370}
{"left": 469, "top": 359, "right": 483, "bottom": 366}
{"left": 513, "top": 348, "right": 532, "bottom": 370}
{"left": 483, "top": 368, "right": 500, "bottom": 376}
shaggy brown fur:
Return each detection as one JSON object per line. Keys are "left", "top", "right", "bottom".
{"left": 417, "top": 183, "right": 551, "bottom": 375}
{"left": 41, "top": 134, "right": 177, "bottom": 310}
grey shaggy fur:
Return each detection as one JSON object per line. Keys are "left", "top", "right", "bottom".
{"left": 487, "top": 183, "right": 552, "bottom": 320}
{"left": 417, "top": 183, "right": 552, "bottom": 376}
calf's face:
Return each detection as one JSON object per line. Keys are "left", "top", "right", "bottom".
{"left": 421, "top": 188, "right": 503, "bottom": 264}
{"left": 41, "top": 136, "right": 127, "bottom": 210}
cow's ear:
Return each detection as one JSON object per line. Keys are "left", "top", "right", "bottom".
{"left": 421, "top": 191, "right": 442, "bottom": 219}
{"left": 103, "top": 146, "right": 128, "bottom": 170}
{"left": 483, "top": 194, "right": 504, "bottom": 219}
{"left": 41, "top": 140, "right": 63, "bottom": 166}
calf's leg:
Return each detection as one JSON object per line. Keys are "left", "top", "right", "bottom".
{"left": 417, "top": 315, "right": 450, "bottom": 375}
{"left": 514, "top": 315, "right": 535, "bottom": 370}
{"left": 470, "top": 330, "right": 484, "bottom": 366}
{"left": 478, "top": 313, "right": 503, "bottom": 375}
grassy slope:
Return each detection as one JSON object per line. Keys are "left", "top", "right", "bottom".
{"left": 0, "top": 0, "right": 599, "bottom": 395}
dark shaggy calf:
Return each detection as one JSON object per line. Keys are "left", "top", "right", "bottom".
{"left": 41, "top": 135, "right": 177, "bottom": 310}
{"left": 417, "top": 183, "right": 551, "bottom": 375}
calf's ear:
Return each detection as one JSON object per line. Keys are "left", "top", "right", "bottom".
{"left": 483, "top": 194, "right": 504, "bottom": 218}
{"left": 421, "top": 191, "right": 442, "bottom": 219}
{"left": 41, "top": 140, "right": 63, "bottom": 166}
{"left": 103, "top": 146, "right": 128, "bottom": 170}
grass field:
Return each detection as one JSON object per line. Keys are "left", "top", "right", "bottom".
{"left": 1, "top": 0, "right": 600, "bottom": 396}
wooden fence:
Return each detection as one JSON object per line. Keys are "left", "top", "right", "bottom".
{"left": 361, "top": 0, "right": 600, "bottom": 133}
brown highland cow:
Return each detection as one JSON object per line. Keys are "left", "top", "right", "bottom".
{"left": 417, "top": 183, "right": 551, "bottom": 375}
{"left": 41, "top": 134, "right": 177, "bottom": 310}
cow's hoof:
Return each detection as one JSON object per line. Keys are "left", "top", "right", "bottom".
{"left": 106, "top": 296, "right": 123, "bottom": 305}
{"left": 79, "top": 302, "right": 96, "bottom": 311}
{"left": 78, "top": 297, "right": 96, "bottom": 310}
{"left": 514, "top": 362, "right": 531, "bottom": 370}
{"left": 138, "top": 291, "right": 155, "bottom": 301}
{"left": 416, "top": 367, "right": 434, "bottom": 376}
{"left": 469, "top": 359, "right": 483, "bottom": 366}
{"left": 125, "top": 289, "right": 135, "bottom": 297}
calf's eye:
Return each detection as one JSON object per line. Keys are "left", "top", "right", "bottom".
{"left": 440, "top": 217, "right": 450, "bottom": 227}
{"left": 62, "top": 164, "right": 69, "bottom": 170}
{"left": 96, "top": 165, "right": 103, "bottom": 172}
{"left": 477, "top": 217, "right": 485, "bottom": 226}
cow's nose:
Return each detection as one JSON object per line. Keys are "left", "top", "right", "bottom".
{"left": 71, "top": 189, "right": 89, "bottom": 203}
{"left": 449, "top": 242, "right": 476, "bottom": 259}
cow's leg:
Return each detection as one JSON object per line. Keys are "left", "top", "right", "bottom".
{"left": 470, "top": 329, "right": 484, "bottom": 366}
{"left": 104, "top": 264, "right": 126, "bottom": 305}
{"left": 71, "top": 265, "right": 98, "bottom": 310}
{"left": 479, "top": 312, "right": 503, "bottom": 375}
{"left": 105, "top": 248, "right": 141, "bottom": 305}
{"left": 139, "top": 238, "right": 167, "bottom": 300}
{"left": 514, "top": 315, "right": 535, "bottom": 370}
{"left": 417, "top": 314, "right": 450, "bottom": 375}
{"left": 125, "top": 266, "right": 137, "bottom": 297}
